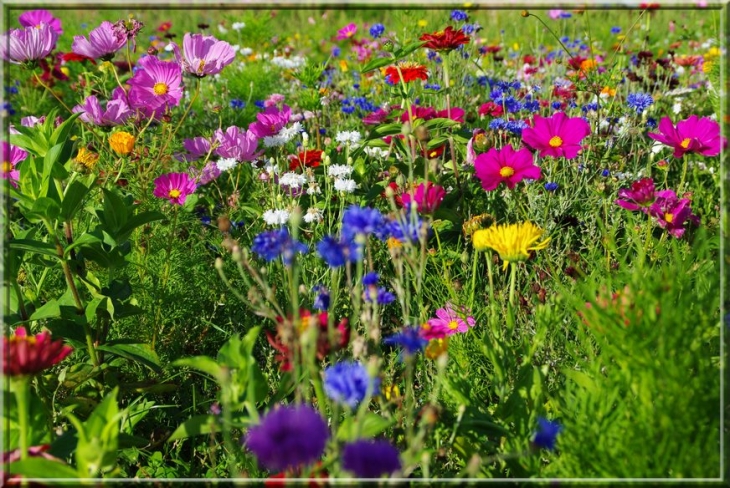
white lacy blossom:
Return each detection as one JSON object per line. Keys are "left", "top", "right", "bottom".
{"left": 335, "top": 130, "right": 362, "bottom": 146}
{"left": 306, "top": 182, "right": 321, "bottom": 195}
{"left": 303, "top": 207, "right": 324, "bottom": 223}
{"left": 232, "top": 22, "right": 246, "bottom": 31}
{"left": 363, "top": 146, "right": 389, "bottom": 159}
{"left": 334, "top": 178, "right": 358, "bottom": 193}
{"left": 263, "top": 122, "right": 302, "bottom": 148}
{"left": 327, "top": 164, "right": 354, "bottom": 178}
{"left": 240, "top": 47, "right": 253, "bottom": 56}
{"left": 216, "top": 158, "right": 240, "bottom": 172}
{"left": 279, "top": 172, "right": 308, "bottom": 189}
{"left": 271, "top": 55, "right": 306, "bottom": 69}
{"left": 262, "top": 209, "right": 291, "bottom": 226}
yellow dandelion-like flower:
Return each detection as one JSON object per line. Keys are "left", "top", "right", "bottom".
{"left": 75, "top": 147, "right": 99, "bottom": 169}
{"left": 702, "top": 60, "right": 714, "bottom": 74}
{"left": 425, "top": 337, "right": 449, "bottom": 360}
{"left": 109, "top": 131, "right": 135, "bottom": 155}
{"left": 472, "top": 221, "right": 550, "bottom": 270}
{"left": 417, "top": 19, "right": 428, "bottom": 27}
{"left": 387, "top": 237, "right": 403, "bottom": 250}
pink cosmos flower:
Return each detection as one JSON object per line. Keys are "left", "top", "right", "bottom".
{"left": 71, "top": 21, "right": 127, "bottom": 60}
{"left": 647, "top": 115, "right": 723, "bottom": 158}
{"left": 362, "top": 107, "right": 393, "bottom": 125}
{"left": 2, "top": 142, "right": 27, "bottom": 188}
{"left": 19, "top": 10, "right": 63, "bottom": 35}
{"left": 72, "top": 90, "right": 134, "bottom": 126}
{"left": 3, "top": 327, "right": 73, "bottom": 377}
{"left": 127, "top": 55, "right": 183, "bottom": 118}
{"left": 401, "top": 182, "right": 446, "bottom": 214}
{"left": 153, "top": 172, "right": 197, "bottom": 205}
{"left": 648, "top": 190, "right": 699, "bottom": 238}
{"left": 615, "top": 178, "right": 660, "bottom": 212}
{"left": 248, "top": 105, "right": 292, "bottom": 138}
{"left": 521, "top": 112, "right": 591, "bottom": 159}
{"left": 474, "top": 144, "right": 541, "bottom": 191}
{"left": 336, "top": 23, "right": 357, "bottom": 40}
{"left": 183, "top": 136, "right": 213, "bottom": 161}
{"left": 426, "top": 305, "right": 476, "bottom": 337}
{"left": 213, "top": 126, "right": 260, "bottom": 161}
{"left": 264, "top": 93, "right": 286, "bottom": 108}
{"left": 0, "top": 23, "right": 58, "bottom": 64}
{"left": 172, "top": 33, "right": 235, "bottom": 77}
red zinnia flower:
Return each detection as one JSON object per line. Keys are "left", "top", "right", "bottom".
{"left": 419, "top": 26, "right": 470, "bottom": 52}
{"left": 384, "top": 62, "right": 429, "bottom": 84}
{"left": 288, "top": 149, "right": 324, "bottom": 171}
{"left": 3, "top": 327, "right": 73, "bottom": 377}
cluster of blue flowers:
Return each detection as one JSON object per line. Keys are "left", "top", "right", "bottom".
{"left": 362, "top": 272, "right": 396, "bottom": 305}
{"left": 450, "top": 9, "right": 469, "bottom": 22}
{"left": 627, "top": 92, "right": 654, "bottom": 114}
{"left": 229, "top": 99, "right": 245, "bottom": 109}
{"left": 581, "top": 102, "right": 599, "bottom": 113}
{"left": 251, "top": 228, "right": 308, "bottom": 265}
{"left": 488, "top": 118, "right": 529, "bottom": 136}
{"left": 341, "top": 96, "right": 378, "bottom": 115}
{"left": 461, "top": 23, "right": 481, "bottom": 35}
{"left": 316, "top": 235, "right": 362, "bottom": 268}
{"left": 384, "top": 326, "right": 428, "bottom": 360}
{"left": 369, "top": 23, "right": 385, "bottom": 38}
{"left": 324, "top": 361, "right": 380, "bottom": 409}
{"left": 423, "top": 83, "right": 441, "bottom": 91}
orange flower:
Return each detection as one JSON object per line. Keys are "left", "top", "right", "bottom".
{"left": 419, "top": 26, "right": 470, "bottom": 52}
{"left": 384, "top": 62, "right": 429, "bottom": 84}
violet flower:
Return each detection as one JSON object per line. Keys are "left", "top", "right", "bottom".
{"left": 1, "top": 24, "right": 58, "bottom": 64}
{"left": 213, "top": 126, "right": 259, "bottom": 161}
{"left": 72, "top": 21, "right": 128, "bottom": 60}
{"left": 648, "top": 190, "right": 700, "bottom": 238}
{"left": 172, "top": 33, "right": 235, "bottom": 77}
{"left": 248, "top": 105, "right": 292, "bottom": 138}
{"left": 19, "top": 10, "right": 63, "bottom": 35}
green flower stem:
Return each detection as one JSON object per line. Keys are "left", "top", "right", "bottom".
{"left": 509, "top": 262, "right": 517, "bottom": 307}
{"left": 469, "top": 249, "right": 479, "bottom": 309}
{"left": 158, "top": 78, "right": 202, "bottom": 164}
{"left": 13, "top": 376, "right": 31, "bottom": 461}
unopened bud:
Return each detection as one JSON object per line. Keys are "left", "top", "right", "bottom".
{"left": 382, "top": 40, "right": 394, "bottom": 52}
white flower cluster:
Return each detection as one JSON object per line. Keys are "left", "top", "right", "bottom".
{"left": 271, "top": 55, "right": 306, "bottom": 69}
{"left": 335, "top": 130, "right": 362, "bottom": 146}
{"left": 279, "top": 172, "right": 308, "bottom": 189}
{"left": 334, "top": 178, "right": 358, "bottom": 193}
{"left": 303, "top": 207, "right": 324, "bottom": 224}
{"left": 263, "top": 122, "right": 302, "bottom": 148}
{"left": 216, "top": 158, "right": 240, "bottom": 172}
{"left": 363, "top": 146, "right": 389, "bottom": 159}
{"left": 327, "top": 164, "right": 354, "bottom": 178}
{"left": 262, "top": 209, "right": 291, "bottom": 226}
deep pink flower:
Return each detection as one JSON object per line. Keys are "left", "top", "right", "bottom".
{"left": 172, "top": 33, "right": 235, "bottom": 77}
{"left": 474, "top": 144, "right": 541, "bottom": 191}
{"left": 18, "top": 10, "right": 63, "bottom": 35}
{"left": 72, "top": 90, "right": 133, "bottom": 126}
{"left": 336, "top": 23, "right": 357, "bottom": 40}
{"left": 182, "top": 136, "right": 213, "bottom": 161}
{"left": 647, "top": 115, "right": 723, "bottom": 158}
{"left": 401, "top": 182, "right": 446, "bottom": 214}
{"left": 127, "top": 55, "right": 183, "bottom": 118}
{"left": 614, "top": 178, "right": 659, "bottom": 212}
{"left": 72, "top": 21, "right": 127, "bottom": 60}
{"left": 264, "top": 93, "right": 286, "bottom": 108}
{"left": 153, "top": 172, "right": 197, "bottom": 205}
{"left": 521, "top": 112, "right": 590, "bottom": 159}
{"left": 214, "top": 126, "right": 260, "bottom": 161}
{"left": 400, "top": 106, "right": 437, "bottom": 123}
{"left": 435, "top": 107, "right": 465, "bottom": 123}
{"left": 648, "top": 190, "right": 699, "bottom": 238}
{"left": 2, "top": 327, "right": 73, "bottom": 376}
{"left": 426, "top": 305, "right": 476, "bottom": 337}
{"left": 362, "top": 107, "right": 393, "bottom": 125}
{"left": 2, "top": 142, "right": 27, "bottom": 188}
{"left": 248, "top": 105, "right": 291, "bottom": 138}
{"left": 0, "top": 24, "right": 58, "bottom": 64}
{"left": 478, "top": 101, "right": 504, "bottom": 118}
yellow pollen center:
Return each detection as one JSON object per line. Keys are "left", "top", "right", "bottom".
{"left": 680, "top": 138, "right": 691, "bottom": 149}
{"left": 664, "top": 213, "right": 674, "bottom": 223}
{"left": 448, "top": 320, "right": 459, "bottom": 330}
{"left": 499, "top": 166, "right": 515, "bottom": 178}
{"left": 168, "top": 189, "right": 181, "bottom": 199}
{"left": 2, "top": 161, "right": 12, "bottom": 174}
{"left": 548, "top": 136, "right": 563, "bottom": 148}
{"left": 153, "top": 82, "right": 169, "bottom": 96}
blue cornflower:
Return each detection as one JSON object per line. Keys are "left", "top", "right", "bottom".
{"left": 362, "top": 272, "right": 379, "bottom": 286}
{"left": 254, "top": 100, "right": 265, "bottom": 109}
{"left": 582, "top": 102, "right": 599, "bottom": 113}
{"left": 341, "top": 105, "right": 356, "bottom": 114}
{"left": 230, "top": 99, "right": 245, "bottom": 109}
{"left": 323, "top": 361, "right": 380, "bottom": 409}
{"left": 231, "top": 220, "right": 245, "bottom": 230}
{"left": 489, "top": 118, "right": 508, "bottom": 131}
{"left": 364, "top": 286, "right": 396, "bottom": 305}
{"left": 313, "top": 285, "right": 330, "bottom": 311}
{"left": 200, "top": 216, "right": 212, "bottom": 226}
{"left": 369, "top": 23, "right": 385, "bottom": 38}
{"left": 532, "top": 417, "right": 562, "bottom": 450}
{"left": 560, "top": 12, "right": 572, "bottom": 19}
{"left": 341, "top": 205, "right": 385, "bottom": 241}
{"left": 424, "top": 83, "right": 441, "bottom": 91}
{"left": 2, "top": 102, "right": 15, "bottom": 116}
{"left": 505, "top": 119, "right": 528, "bottom": 136}
{"left": 331, "top": 46, "right": 341, "bottom": 57}
{"left": 601, "top": 169, "right": 610, "bottom": 177}
{"left": 503, "top": 96, "right": 521, "bottom": 113}
{"left": 384, "top": 326, "right": 428, "bottom": 358}
{"left": 523, "top": 100, "right": 540, "bottom": 113}
{"left": 386, "top": 212, "right": 428, "bottom": 244}
{"left": 462, "top": 23, "right": 480, "bottom": 35}
{"left": 545, "top": 182, "right": 559, "bottom": 192}
{"left": 477, "top": 76, "right": 489, "bottom": 87}
{"left": 560, "top": 36, "right": 570, "bottom": 44}
{"left": 4, "top": 85, "right": 18, "bottom": 95}
{"left": 646, "top": 117, "right": 657, "bottom": 129}
{"left": 450, "top": 9, "right": 469, "bottom": 22}
{"left": 342, "top": 440, "right": 401, "bottom": 478}
{"left": 317, "top": 235, "right": 361, "bottom": 268}
{"left": 251, "top": 228, "right": 308, "bottom": 265}
{"left": 611, "top": 26, "right": 622, "bottom": 34}
{"left": 427, "top": 50, "right": 439, "bottom": 61}
{"left": 551, "top": 101, "right": 563, "bottom": 111}
{"left": 627, "top": 93, "right": 654, "bottom": 114}
{"left": 353, "top": 83, "right": 360, "bottom": 90}
{"left": 319, "top": 128, "right": 327, "bottom": 135}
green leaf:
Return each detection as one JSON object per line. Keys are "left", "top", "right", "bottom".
{"left": 336, "top": 413, "right": 395, "bottom": 441}
{"left": 172, "top": 356, "right": 223, "bottom": 380}
{"left": 360, "top": 56, "right": 393, "bottom": 74}
{"left": 8, "top": 458, "right": 79, "bottom": 479}
{"left": 115, "top": 211, "right": 165, "bottom": 243}
{"left": 373, "top": 122, "right": 404, "bottom": 137}
{"left": 422, "top": 117, "right": 461, "bottom": 131}
{"left": 167, "top": 415, "right": 217, "bottom": 441}
{"left": 30, "top": 197, "right": 61, "bottom": 221}
{"left": 101, "top": 188, "right": 128, "bottom": 235}
{"left": 9, "top": 239, "right": 59, "bottom": 260}
{"left": 393, "top": 40, "right": 426, "bottom": 59}
{"left": 61, "top": 180, "right": 94, "bottom": 221}
{"left": 49, "top": 112, "right": 82, "bottom": 147}
{"left": 29, "top": 300, "right": 61, "bottom": 321}
{"left": 97, "top": 341, "right": 162, "bottom": 375}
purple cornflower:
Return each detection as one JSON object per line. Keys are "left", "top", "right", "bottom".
{"left": 182, "top": 136, "right": 212, "bottom": 161}
{"left": 341, "top": 205, "right": 386, "bottom": 241}
{"left": 127, "top": 55, "right": 183, "bottom": 118}
{"left": 213, "top": 126, "right": 259, "bottom": 161}
{"left": 72, "top": 21, "right": 127, "bottom": 60}
{"left": 532, "top": 417, "right": 562, "bottom": 451}
{"left": 1, "top": 24, "right": 58, "bottom": 64}
{"left": 385, "top": 208, "right": 429, "bottom": 244}
{"left": 362, "top": 272, "right": 379, "bottom": 286}
{"left": 648, "top": 190, "right": 700, "bottom": 238}
{"left": 450, "top": 10, "right": 469, "bottom": 22}
{"left": 244, "top": 404, "right": 329, "bottom": 472}
{"left": 313, "top": 285, "right": 330, "bottom": 311}
{"left": 251, "top": 228, "right": 308, "bottom": 265}
{"left": 248, "top": 105, "right": 292, "bottom": 138}
{"left": 384, "top": 326, "right": 428, "bottom": 358}
{"left": 316, "top": 235, "right": 361, "bottom": 268}
{"left": 342, "top": 439, "right": 402, "bottom": 478}
{"left": 19, "top": 10, "right": 63, "bottom": 35}
{"left": 172, "top": 33, "right": 235, "bottom": 77}
{"left": 363, "top": 287, "right": 396, "bottom": 305}
{"left": 323, "top": 361, "right": 380, "bottom": 409}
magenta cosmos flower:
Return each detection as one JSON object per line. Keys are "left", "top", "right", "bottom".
{"left": 248, "top": 105, "right": 292, "bottom": 138}
{"left": 614, "top": 177, "right": 663, "bottom": 212}
{"left": 214, "top": 126, "right": 260, "bottom": 161}
{"left": 3, "top": 327, "right": 73, "bottom": 377}
{"left": 426, "top": 305, "right": 476, "bottom": 337}
{"left": 72, "top": 21, "right": 127, "bottom": 60}
{"left": 474, "top": 144, "right": 541, "bottom": 191}
{"left": 521, "top": 112, "right": 591, "bottom": 159}
{"left": 2, "top": 142, "right": 28, "bottom": 188}
{"left": 0, "top": 23, "right": 58, "bottom": 64}
{"left": 647, "top": 115, "right": 723, "bottom": 158}
{"left": 19, "top": 10, "right": 63, "bottom": 35}
{"left": 172, "top": 33, "right": 235, "bottom": 77}
{"left": 401, "top": 182, "right": 446, "bottom": 214}
{"left": 648, "top": 190, "right": 699, "bottom": 238}
{"left": 336, "top": 23, "right": 357, "bottom": 40}
{"left": 127, "top": 55, "right": 183, "bottom": 118}
{"left": 153, "top": 172, "right": 197, "bottom": 205}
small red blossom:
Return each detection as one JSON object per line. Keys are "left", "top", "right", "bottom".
{"left": 288, "top": 149, "right": 324, "bottom": 171}
{"left": 384, "top": 62, "right": 428, "bottom": 84}
{"left": 419, "top": 26, "right": 470, "bottom": 52}
{"left": 3, "top": 327, "right": 73, "bottom": 377}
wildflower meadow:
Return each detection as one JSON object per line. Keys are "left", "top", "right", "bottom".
{"left": 1, "top": 3, "right": 726, "bottom": 484}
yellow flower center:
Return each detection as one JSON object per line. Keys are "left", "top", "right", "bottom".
{"left": 664, "top": 213, "right": 674, "bottom": 223}
{"left": 680, "top": 138, "right": 691, "bottom": 149}
{"left": 153, "top": 82, "right": 169, "bottom": 96}
{"left": 499, "top": 166, "right": 515, "bottom": 178}
{"left": 197, "top": 60, "right": 206, "bottom": 73}
{"left": 448, "top": 320, "right": 459, "bottom": 330}
{"left": 548, "top": 136, "right": 563, "bottom": 148}
{"left": 2, "top": 161, "right": 12, "bottom": 174}
{"left": 168, "top": 189, "right": 181, "bottom": 199}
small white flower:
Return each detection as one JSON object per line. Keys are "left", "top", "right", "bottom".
{"left": 218, "top": 24, "right": 228, "bottom": 34}
{"left": 271, "top": 55, "right": 306, "bottom": 69}
{"left": 363, "top": 146, "right": 389, "bottom": 159}
{"left": 651, "top": 141, "right": 666, "bottom": 154}
{"left": 327, "top": 164, "right": 354, "bottom": 178}
{"left": 306, "top": 182, "right": 321, "bottom": 195}
{"left": 164, "top": 43, "right": 174, "bottom": 52}
{"left": 672, "top": 101, "right": 682, "bottom": 114}
{"left": 279, "top": 172, "right": 308, "bottom": 189}
{"left": 335, "top": 130, "right": 362, "bottom": 146}
{"left": 303, "top": 207, "right": 323, "bottom": 223}
{"left": 334, "top": 178, "right": 358, "bottom": 193}
{"left": 216, "top": 158, "right": 240, "bottom": 172}
{"left": 231, "top": 44, "right": 241, "bottom": 53}
{"left": 232, "top": 22, "right": 246, "bottom": 31}
{"left": 240, "top": 47, "right": 253, "bottom": 56}
{"left": 263, "top": 158, "right": 280, "bottom": 175}
{"left": 262, "top": 209, "right": 291, "bottom": 226}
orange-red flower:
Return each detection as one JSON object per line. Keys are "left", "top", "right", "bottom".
{"left": 419, "top": 26, "right": 470, "bottom": 52}
{"left": 288, "top": 149, "right": 324, "bottom": 171}
{"left": 384, "top": 62, "right": 429, "bottom": 84}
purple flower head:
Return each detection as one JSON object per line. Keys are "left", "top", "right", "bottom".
{"left": 72, "top": 91, "right": 133, "bottom": 126}
{"left": 316, "top": 235, "right": 362, "bottom": 268}
{"left": 648, "top": 191, "right": 700, "bottom": 238}
{"left": 614, "top": 178, "right": 658, "bottom": 212}
{"left": 647, "top": 115, "right": 724, "bottom": 158}
{"left": 341, "top": 205, "right": 385, "bottom": 241}
{"left": 384, "top": 326, "right": 428, "bottom": 359}
{"left": 532, "top": 417, "right": 562, "bottom": 451}
{"left": 127, "top": 55, "right": 183, "bottom": 118}
{"left": 474, "top": 144, "right": 541, "bottom": 191}
{"left": 182, "top": 136, "right": 212, "bottom": 161}
{"left": 72, "top": 21, "right": 127, "bottom": 60}
{"left": 111, "top": 19, "right": 144, "bottom": 51}
{"left": 1, "top": 24, "right": 59, "bottom": 64}
{"left": 21, "top": 116, "right": 44, "bottom": 127}
{"left": 521, "top": 112, "right": 590, "bottom": 159}
{"left": 19, "top": 10, "right": 63, "bottom": 35}
{"left": 323, "top": 361, "right": 380, "bottom": 409}
{"left": 313, "top": 285, "right": 330, "bottom": 311}
{"left": 152, "top": 172, "right": 197, "bottom": 205}
{"left": 384, "top": 208, "right": 430, "bottom": 244}
{"left": 342, "top": 439, "right": 401, "bottom": 478}
{"left": 362, "top": 272, "right": 379, "bottom": 286}
{"left": 244, "top": 404, "right": 329, "bottom": 472}
{"left": 197, "top": 161, "right": 221, "bottom": 185}
{"left": 2, "top": 142, "right": 28, "bottom": 188}
{"left": 248, "top": 105, "right": 292, "bottom": 138}
{"left": 172, "top": 33, "right": 236, "bottom": 77}
{"left": 364, "top": 286, "right": 396, "bottom": 305}
{"left": 213, "top": 126, "right": 259, "bottom": 161}
{"left": 251, "top": 228, "right": 308, "bottom": 265}
{"left": 362, "top": 107, "right": 392, "bottom": 126}
{"left": 73, "top": 96, "right": 104, "bottom": 125}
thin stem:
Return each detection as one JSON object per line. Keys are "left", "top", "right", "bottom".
{"left": 508, "top": 262, "right": 517, "bottom": 307}
{"left": 14, "top": 377, "right": 31, "bottom": 461}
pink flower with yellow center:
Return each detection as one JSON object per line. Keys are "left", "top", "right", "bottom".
{"left": 474, "top": 144, "right": 541, "bottom": 191}
{"left": 153, "top": 172, "right": 197, "bottom": 205}
{"left": 521, "top": 112, "right": 590, "bottom": 159}
{"left": 127, "top": 55, "right": 183, "bottom": 119}
{"left": 2, "top": 142, "right": 27, "bottom": 188}
{"left": 3, "top": 327, "right": 73, "bottom": 377}
{"left": 426, "top": 304, "right": 476, "bottom": 337}
{"left": 647, "top": 115, "right": 724, "bottom": 158}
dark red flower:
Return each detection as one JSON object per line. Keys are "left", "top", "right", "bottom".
{"left": 3, "top": 327, "right": 73, "bottom": 377}
{"left": 419, "top": 26, "right": 470, "bottom": 51}
{"left": 157, "top": 21, "right": 172, "bottom": 32}
{"left": 384, "top": 62, "right": 429, "bottom": 84}
{"left": 478, "top": 101, "right": 504, "bottom": 118}
{"left": 61, "top": 52, "right": 97, "bottom": 64}
{"left": 289, "top": 149, "right": 324, "bottom": 171}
